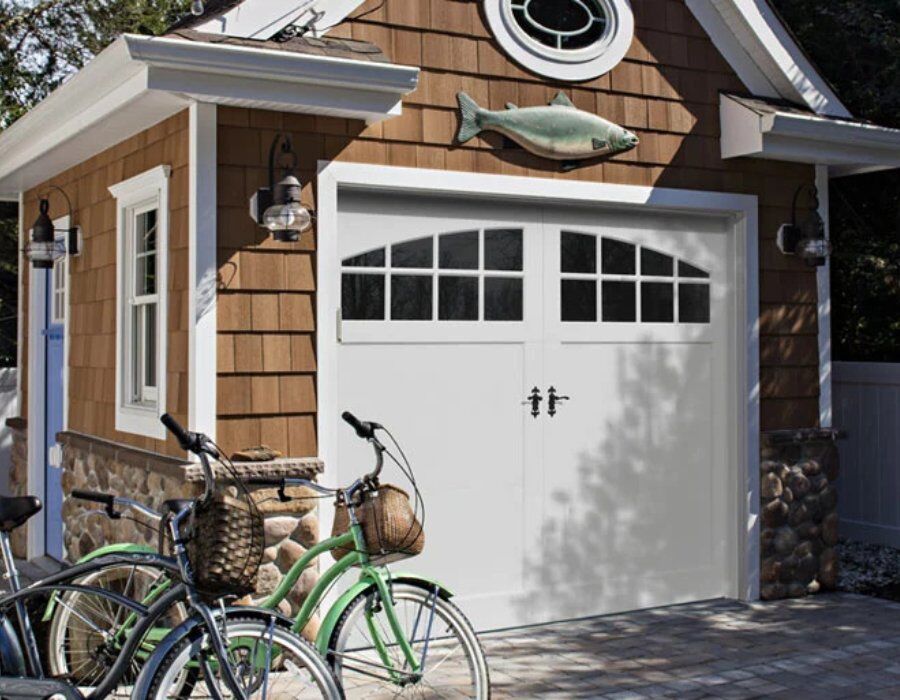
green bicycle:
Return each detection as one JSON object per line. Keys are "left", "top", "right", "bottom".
{"left": 47, "top": 411, "right": 490, "bottom": 698}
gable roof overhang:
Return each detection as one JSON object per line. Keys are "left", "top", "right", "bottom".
{"left": 184, "top": 0, "right": 850, "bottom": 119}
{"left": 0, "top": 33, "right": 418, "bottom": 199}
{"left": 721, "top": 94, "right": 900, "bottom": 177}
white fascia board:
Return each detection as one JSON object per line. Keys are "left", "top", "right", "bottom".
{"left": 720, "top": 95, "right": 900, "bottom": 175}
{"left": 0, "top": 32, "right": 417, "bottom": 198}
{"left": 689, "top": 0, "right": 850, "bottom": 118}
{"left": 193, "top": 0, "right": 366, "bottom": 39}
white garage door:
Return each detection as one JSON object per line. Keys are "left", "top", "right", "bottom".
{"left": 331, "top": 191, "right": 735, "bottom": 630}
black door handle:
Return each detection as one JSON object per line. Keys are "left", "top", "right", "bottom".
{"left": 522, "top": 387, "right": 542, "bottom": 418}
{"left": 547, "top": 386, "right": 569, "bottom": 417}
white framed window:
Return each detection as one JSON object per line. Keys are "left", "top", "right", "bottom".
{"left": 483, "top": 0, "right": 635, "bottom": 82}
{"left": 50, "top": 243, "right": 67, "bottom": 325}
{"left": 109, "top": 165, "right": 170, "bottom": 440}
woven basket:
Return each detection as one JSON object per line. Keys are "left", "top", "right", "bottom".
{"left": 331, "top": 484, "right": 425, "bottom": 565}
{"left": 187, "top": 492, "right": 263, "bottom": 599}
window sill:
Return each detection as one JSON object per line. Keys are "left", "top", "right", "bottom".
{"left": 115, "top": 404, "right": 165, "bottom": 441}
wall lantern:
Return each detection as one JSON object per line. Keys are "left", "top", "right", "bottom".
{"left": 249, "top": 133, "right": 313, "bottom": 242}
{"left": 25, "top": 186, "right": 82, "bottom": 269}
{"left": 776, "top": 184, "right": 831, "bottom": 267}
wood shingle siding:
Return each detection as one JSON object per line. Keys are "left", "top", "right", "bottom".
{"left": 22, "top": 111, "right": 190, "bottom": 457}
{"left": 213, "top": 0, "right": 822, "bottom": 455}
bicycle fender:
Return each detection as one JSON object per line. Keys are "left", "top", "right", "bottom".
{"left": 0, "top": 613, "right": 26, "bottom": 677}
{"left": 314, "top": 573, "right": 454, "bottom": 655}
{"left": 41, "top": 543, "right": 157, "bottom": 621}
{"left": 130, "top": 606, "right": 296, "bottom": 700}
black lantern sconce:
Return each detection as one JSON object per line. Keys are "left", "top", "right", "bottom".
{"left": 776, "top": 183, "right": 831, "bottom": 267}
{"left": 25, "top": 185, "right": 82, "bottom": 269}
{"left": 249, "top": 133, "right": 314, "bottom": 242}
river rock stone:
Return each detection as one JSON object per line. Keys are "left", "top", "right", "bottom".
{"left": 819, "top": 486, "right": 837, "bottom": 512}
{"left": 763, "top": 499, "right": 790, "bottom": 528}
{"left": 761, "top": 557, "right": 781, "bottom": 583}
{"left": 819, "top": 548, "right": 838, "bottom": 589}
{"left": 800, "top": 460, "right": 821, "bottom": 477}
{"left": 774, "top": 528, "right": 798, "bottom": 555}
{"left": 276, "top": 539, "right": 307, "bottom": 571}
{"left": 789, "top": 503, "right": 809, "bottom": 527}
{"left": 788, "top": 470, "right": 811, "bottom": 498}
{"left": 264, "top": 516, "right": 300, "bottom": 546}
{"left": 761, "top": 583, "right": 786, "bottom": 600}
{"left": 822, "top": 512, "right": 839, "bottom": 546}
{"left": 761, "top": 473, "right": 783, "bottom": 499}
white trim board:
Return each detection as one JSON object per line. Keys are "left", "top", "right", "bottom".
{"left": 315, "top": 161, "right": 761, "bottom": 603}
{"left": 188, "top": 102, "right": 218, "bottom": 442}
{"left": 26, "top": 260, "right": 47, "bottom": 559}
{"left": 816, "top": 165, "right": 831, "bottom": 428}
{"left": 0, "top": 33, "right": 419, "bottom": 199}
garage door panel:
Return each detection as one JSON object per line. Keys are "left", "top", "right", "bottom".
{"left": 337, "top": 342, "right": 532, "bottom": 619}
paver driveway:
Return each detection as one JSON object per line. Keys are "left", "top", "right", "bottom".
{"left": 481, "top": 593, "right": 900, "bottom": 699}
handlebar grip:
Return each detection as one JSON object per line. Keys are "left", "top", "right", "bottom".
{"left": 245, "top": 477, "right": 284, "bottom": 487}
{"left": 72, "top": 490, "right": 115, "bottom": 507}
{"left": 341, "top": 411, "right": 376, "bottom": 440}
{"left": 161, "top": 413, "right": 197, "bottom": 451}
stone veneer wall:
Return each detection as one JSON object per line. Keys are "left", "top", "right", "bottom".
{"left": 760, "top": 428, "right": 840, "bottom": 600}
{"left": 59, "top": 431, "right": 323, "bottom": 625}
{"left": 6, "top": 418, "right": 28, "bottom": 557}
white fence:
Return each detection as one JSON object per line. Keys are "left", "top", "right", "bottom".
{"left": 834, "top": 361, "right": 900, "bottom": 546}
{"left": 0, "top": 368, "right": 16, "bottom": 495}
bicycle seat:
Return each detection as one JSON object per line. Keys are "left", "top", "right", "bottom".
{"left": 0, "top": 495, "right": 42, "bottom": 532}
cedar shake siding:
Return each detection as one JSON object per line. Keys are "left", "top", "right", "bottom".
{"left": 213, "top": 0, "right": 820, "bottom": 457}
{"left": 22, "top": 112, "right": 190, "bottom": 458}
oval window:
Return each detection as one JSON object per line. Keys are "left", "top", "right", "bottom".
{"left": 484, "top": 0, "right": 634, "bottom": 82}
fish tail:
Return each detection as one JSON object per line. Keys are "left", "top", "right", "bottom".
{"left": 456, "top": 91, "right": 483, "bottom": 144}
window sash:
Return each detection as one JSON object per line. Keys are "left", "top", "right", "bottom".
{"left": 124, "top": 201, "right": 160, "bottom": 409}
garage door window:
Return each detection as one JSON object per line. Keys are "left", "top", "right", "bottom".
{"left": 560, "top": 231, "right": 710, "bottom": 324}
{"left": 342, "top": 228, "right": 525, "bottom": 322}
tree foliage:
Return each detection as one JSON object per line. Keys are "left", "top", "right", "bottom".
{"left": 0, "top": 0, "right": 190, "bottom": 366}
{"left": 771, "top": 0, "right": 900, "bottom": 362}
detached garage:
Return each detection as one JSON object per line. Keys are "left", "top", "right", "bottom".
{"left": 5, "top": 0, "right": 900, "bottom": 632}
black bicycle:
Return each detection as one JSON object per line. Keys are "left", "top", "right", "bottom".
{"left": 0, "top": 413, "right": 342, "bottom": 699}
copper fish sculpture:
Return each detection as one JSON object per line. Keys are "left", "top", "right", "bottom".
{"left": 456, "top": 91, "right": 639, "bottom": 165}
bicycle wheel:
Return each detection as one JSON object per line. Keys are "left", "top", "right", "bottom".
{"left": 329, "top": 582, "right": 490, "bottom": 699}
{"left": 47, "top": 563, "right": 187, "bottom": 694}
{"left": 144, "top": 615, "right": 342, "bottom": 699}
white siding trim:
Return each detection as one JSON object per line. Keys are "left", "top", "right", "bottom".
{"left": 188, "top": 102, "right": 218, "bottom": 441}
{"left": 111, "top": 165, "right": 171, "bottom": 441}
{"left": 316, "top": 161, "right": 761, "bottom": 602}
{"left": 816, "top": 165, "right": 832, "bottom": 428}
{"left": 16, "top": 193, "right": 24, "bottom": 415}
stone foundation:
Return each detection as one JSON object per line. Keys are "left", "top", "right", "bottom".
{"left": 760, "top": 428, "right": 840, "bottom": 600}
{"left": 59, "top": 431, "right": 324, "bottom": 619}
{"left": 6, "top": 417, "right": 28, "bottom": 558}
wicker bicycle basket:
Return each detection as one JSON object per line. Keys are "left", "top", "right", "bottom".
{"left": 331, "top": 484, "right": 425, "bottom": 565}
{"left": 187, "top": 492, "right": 264, "bottom": 599}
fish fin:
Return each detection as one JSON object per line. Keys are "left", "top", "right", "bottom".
{"left": 550, "top": 91, "right": 575, "bottom": 108}
{"left": 456, "top": 91, "right": 483, "bottom": 144}
{"left": 592, "top": 138, "right": 608, "bottom": 150}
{"left": 505, "top": 102, "right": 518, "bottom": 110}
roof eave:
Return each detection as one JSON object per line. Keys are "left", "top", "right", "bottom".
{"left": 720, "top": 95, "right": 900, "bottom": 177}
{"left": 0, "top": 33, "right": 419, "bottom": 198}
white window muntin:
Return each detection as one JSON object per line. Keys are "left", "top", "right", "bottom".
{"left": 483, "top": 0, "right": 635, "bottom": 82}
{"left": 109, "top": 165, "right": 170, "bottom": 440}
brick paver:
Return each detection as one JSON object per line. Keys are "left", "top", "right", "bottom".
{"left": 481, "top": 593, "right": 900, "bottom": 699}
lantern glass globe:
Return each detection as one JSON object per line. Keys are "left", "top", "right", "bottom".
{"left": 263, "top": 201, "right": 311, "bottom": 234}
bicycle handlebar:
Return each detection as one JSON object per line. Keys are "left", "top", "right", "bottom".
{"left": 73, "top": 491, "right": 162, "bottom": 522}
{"left": 341, "top": 411, "right": 380, "bottom": 440}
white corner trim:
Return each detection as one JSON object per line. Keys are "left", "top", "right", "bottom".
{"left": 816, "top": 165, "right": 832, "bottom": 428}
{"left": 15, "top": 193, "right": 24, "bottom": 416}
{"left": 482, "top": 0, "right": 635, "bottom": 82}
{"left": 26, "top": 251, "right": 46, "bottom": 558}
{"left": 720, "top": 94, "right": 900, "bottom": 174}
{"left": 689, "top": 0, "right": 850, "bottom": 117}
{"left": 112, "top": 166, "right": 170, "bottom": 441}
{"left": 193, "top": 0, "right": 365, "bottom": 39}
{"left": 0, "top": 33, "right": 418, "bottom": 199}
{"left": 188, "top": 102, "right": 218, "bottom": 441}
{"left": 315, "top": 161, "right": 760, "bottom": 602}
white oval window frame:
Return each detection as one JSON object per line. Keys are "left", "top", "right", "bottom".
{"left": 483, "top": 0, "right": 635, "bottom": 82}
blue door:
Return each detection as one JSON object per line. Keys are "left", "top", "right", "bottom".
{"left": 43, "top": 261, "right": 65, "bottom": 560}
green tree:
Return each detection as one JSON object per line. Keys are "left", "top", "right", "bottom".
{"left": 0, "top": 0, "right": 191, "bottom": 366}
{"left": 770, "top": 0, "right": 900, "bottom": 361}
